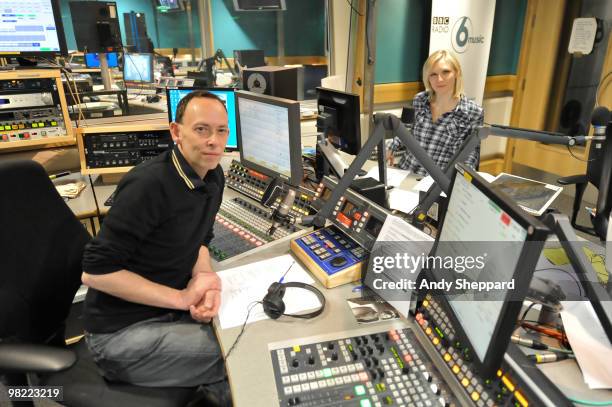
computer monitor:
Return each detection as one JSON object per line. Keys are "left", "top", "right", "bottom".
{"left": 427, "top": 164, "right": 548, "bottom": 377}
{"left": 316, "top": 87, "right": 361, "bottom": 155}
{"left": 236, "top": 91, "right": 302, "bottom": 186}
{"left": 70, "top": 1, "right": 122, "bottom": 53}
{"left": 0, "top": 0, "right": 67, "bottom": 57}
{"left": 156, "top": 0, "right": 181, "bottom": 11}
{"left": 233, "top": 0, "right": 286, "bottom": 11}
{"left": 166, "top": 87, "right": 238, "bottom": 151}
{"left": 85, "top": 52, "right": 119, "bottom": 68}
{"left": 233, "top": 49, "right": 266, "bottom": 70}
{"left": 123, "top": 53, "right": 154, "bottom": 84}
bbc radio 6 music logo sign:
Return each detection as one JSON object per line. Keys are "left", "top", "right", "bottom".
{"left": 451, "top": 16, "right": 485, "bottom": 54}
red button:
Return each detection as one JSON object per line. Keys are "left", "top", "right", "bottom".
{"left": 24, "top": 133, "right": 30, "bottom": 139}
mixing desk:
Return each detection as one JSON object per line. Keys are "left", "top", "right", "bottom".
{"left": 271, "top": 327, "right": 458, "bottom": 407}
{"left": 226, "top": 160, "right": 313, "bottom": 218}
{"left": 209, "top": 196, "right": 302, "bottom": 262}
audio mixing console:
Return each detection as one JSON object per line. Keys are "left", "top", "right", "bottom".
{"left": 208, "top": 196, "right": 302, "bottom": 262}
{"left": 271, "top": 327, "right": 458, "bottom": 407}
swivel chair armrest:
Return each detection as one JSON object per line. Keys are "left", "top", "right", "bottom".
{"left": 0, "top": 343, "right": 77, "bottom": 374}
{"left": 558, "top": 174, "right": 588, "bottom": 185}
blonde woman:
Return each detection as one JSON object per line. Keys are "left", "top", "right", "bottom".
{"left": 390, "top": 49, "right": 484, "bottom": 175}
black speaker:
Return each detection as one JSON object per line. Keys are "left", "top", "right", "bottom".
{"left": 242, "top": 66, "right": 304, "bottom": 101}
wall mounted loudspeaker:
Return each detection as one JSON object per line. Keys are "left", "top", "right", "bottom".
{"left": 242, "top": 66, "right": 304, "bottom": 101}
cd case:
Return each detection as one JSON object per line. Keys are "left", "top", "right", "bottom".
{"left": 490, "top": 173, "right": 563, "bottom": 216}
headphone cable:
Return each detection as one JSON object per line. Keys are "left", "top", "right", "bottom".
{"left": 224, "top": 300, "right": 261, "bottom": 359}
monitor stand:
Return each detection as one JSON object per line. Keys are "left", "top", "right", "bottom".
{"left": 98, "top": 53, "right": 113, "bottom": 91}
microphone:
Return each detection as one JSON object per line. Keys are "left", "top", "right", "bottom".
{"left": 268, "top": 188, "right": 296, "bottom": 236}
{"left": 591, "top": 106, "right": 610, "bottom": 141}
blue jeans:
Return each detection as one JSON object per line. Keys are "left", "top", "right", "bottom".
{"left": 85, "top": 312, "right": 225, "bottom": 388}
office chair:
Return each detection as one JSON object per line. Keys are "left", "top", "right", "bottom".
{"left": 0, "top": 160, "right": 198, "bottom": 407}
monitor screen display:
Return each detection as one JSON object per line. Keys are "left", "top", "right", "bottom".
{"left": 236, "top": 91, "right": 302, "bottom": 186}
{"left": 123, "top": 53, "right": 154, "bottom": 83}
{"left": 166, "top": 88, "right": 238, "bottom": 150}
{"left": 85, "top": 52, "right": 119, "bottom": 68}
{"left": 0, "top": 0, "right": 67, "bottom": 56}
{"left": 156, "top": 0, "right": 180, "bottom": 10}
{"left": 429, "top": 165, "right": 547, "bottom": 376}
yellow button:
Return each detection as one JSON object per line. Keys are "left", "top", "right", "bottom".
{"left": 443, "top": 353, "right": 451, "bottom": 362}
{"left": 502, "top": 376, "right": 515, "bottom": 392}
{"left": 11, "top": 125, "right": 17, "bottom": 130}
{"left": 471, "top": 391, "right": 480, "bottom": 401}
{"left": 461, "top": 378, "right": 469, "bottom": 387}
{"left": 51, "top": 121, "right": 57, "bottom": 126}
{"left": 514, "top": 390, "right": 529, "bottom": 407}
{"left": 18, "top": 124, "right": 24, "bottom": 129}
{"left": 452, "top": 365, "right": 460, "bottom": 374}
{"left": 497, "top": 369, "right": 503, "bottom": 377}
{"left": 423, "top": 300, "right": 429, "bottom": 307}
{"left": 4, "top": 125, "right": 10, "bottom": 130}
{"left": 432, "top": 337, "right": 440, "bottom": 346}
{"left": 32, "top": 123, "right": 38, "bottom": 128}
{"left": 425, "top": 327, "right": 432, "bottom": 335}
{"left": 293, "top": 346, "right": 301, "bottom": 352}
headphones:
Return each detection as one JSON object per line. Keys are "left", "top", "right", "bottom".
{"left": 262, "top": 282, "right": 326, "bottom": 320}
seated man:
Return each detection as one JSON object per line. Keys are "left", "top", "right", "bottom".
{"left": 81, "top": 90, "right": 230, "bottom": 402}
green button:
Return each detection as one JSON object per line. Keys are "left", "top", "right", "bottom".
{"left": 322, "top": 368, "right": 332, "bottom": 378}
{"left": 360, "top": 400, "right": 372, "bottom": 407}
{"left": 354, "top": 385, "right": 366, "bottom": 396}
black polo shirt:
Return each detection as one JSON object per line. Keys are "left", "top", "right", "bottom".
{"left": 82, "top": 146, "right": 224, "bottom": 333}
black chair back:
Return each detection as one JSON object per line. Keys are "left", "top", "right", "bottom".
{"left": 0, "top": 160, "right": 90, "bottom": 345}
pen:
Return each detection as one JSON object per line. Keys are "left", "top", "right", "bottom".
{"left": 49, "top": 171, "right": 71, "bottom": 180}
{"left": 279, "top": 261, "right": 295, "bottom": 284}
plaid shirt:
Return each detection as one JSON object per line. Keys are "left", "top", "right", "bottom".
{"left": 390, "top": 91, "right": 484, "bottom": 176}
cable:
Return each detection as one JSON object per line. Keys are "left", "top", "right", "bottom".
{"left": 568, "top": 397, "right": 612, "bottom": 406}
{"left": 566, "top": 144, "right": 596, "bottom": 162}
{"left": 345, "top": 0, "right": 363, "bottom": 17}
{"left": 595, "top": 70, "right": 612, "bottom": 107}
{"left": 519, "top": 301, "right": 536, "bottom": 322}
{"left": 535, "top": 267, "right": 584, "bottom": 297}
{"left": 224, "top": 300, "right": 261, "bottom": 359}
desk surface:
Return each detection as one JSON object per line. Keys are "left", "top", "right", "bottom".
{"left": 214, "top": 240, "right": 612, "bottom": 406}
{"left": 54, "top": 172, "right": 97, "bottom": 219}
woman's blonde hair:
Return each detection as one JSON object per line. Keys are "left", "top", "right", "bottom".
{"left": 422, "top": 49, "right": 464, "bottom": 99}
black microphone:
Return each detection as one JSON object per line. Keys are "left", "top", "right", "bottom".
{"left": 268, "top": 188, "right": 296, "bottom": 236}
{"left": 591, "top": 106, "right": 610, "bottom": 141}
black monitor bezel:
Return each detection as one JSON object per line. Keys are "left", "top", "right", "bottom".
{"left": 426, "top": 164, "right": 549, "bottom": 378}
{"left": 235, "top": 90, "right": 302, "bottom": 187}
{"left": 0, "top": 0, "right": 68, "bottom": 57}
{"left": 123, "top": 52, "right": 155, "bottom": 83}
{"left": 165, "top": 86, "right": 239, "bottom": 151}
{"left": 232, "top": 0, "right": 286, "bottom": 11}
{"left": 316, "top": 86, "right": 361, "bottom": 155}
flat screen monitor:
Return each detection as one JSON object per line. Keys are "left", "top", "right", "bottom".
{"left": 123, "top": 53, "right": 154, "bottom": 83}
{"left": 0, "top": 0, "right": 67, "bottom": 57}
{"left": 233, "top": 0, "right": 286, "bottom": 11}
{"left": 70, "top": 1, "right": 122, "bottom": 53}
{"left": 316, "top": 87, "right": 361, "bottom": 155}
{"left": 85, "top": 52, "right": 119, "bottom": 68}
{"left": 166, "top": 87, "right": 238, "bottom": 151}
{"left": 156, "top": 0, "right": 181, "bottom": 10}
{"left": 428, "top": 164, "right": 548, "bottom": 377}
{"left": 236, "top": 90, "right": 302, "bottom": 186}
